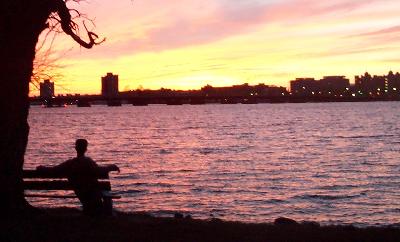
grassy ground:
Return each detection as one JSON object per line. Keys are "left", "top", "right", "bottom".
{"left": 1, "top": 208, "right": 399, "bottom": 242}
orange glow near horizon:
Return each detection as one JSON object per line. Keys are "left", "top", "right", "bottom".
{"left": 30, "top": 0, "right": 400, "bottom": 96}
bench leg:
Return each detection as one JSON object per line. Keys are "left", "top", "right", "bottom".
{"left": 102, "top": 192, "right": 114, "bottom": 216}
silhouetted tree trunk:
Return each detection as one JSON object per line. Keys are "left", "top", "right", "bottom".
{"left": 0, "top": 0, "right": 102, "bottom": 215}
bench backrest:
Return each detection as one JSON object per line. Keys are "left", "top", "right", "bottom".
{"left": 23, "top": 170, "right": 111, "bottom": 191}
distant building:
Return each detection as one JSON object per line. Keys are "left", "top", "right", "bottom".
{"left": 101, "top": 73, "right": 119, "bottom": 97}
{"left": 254, "top": 83, "right": 288, "bottom": 97}
{"left": 355, "top": 72, "right": 385, "bottom": 97}
{"left": 201, "top": 83, "right": 288, "bottom": 97}
{"left": 39, "top": 79, "right": 55, "bottom": 99}
{"left": 319, "top": 76, "right": 350, "bottom": 95}
{"left": 290, "top": 76, "right": 350, "bottom": 97}
{"left": 290, "top": 78, "right": 318, "bottom": 96}
{"left": 386, "top": 71, "right": 400, "bottom": 96}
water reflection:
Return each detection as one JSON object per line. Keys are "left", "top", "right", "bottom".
{"left": 25, "top": 102, "right": 400, "bottom": 226}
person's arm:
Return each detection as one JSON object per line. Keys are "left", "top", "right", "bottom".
{"left": 88, "top": 158, "right": 120, "bottom": 175}
{"left": 36, "top": 160, "right": 72, "bottom": 175}
{"left": 104, "top": 164, "right": 120, "bottom": 172}
{"left": 98, "top": 164, "right": 120, "bottom": 173}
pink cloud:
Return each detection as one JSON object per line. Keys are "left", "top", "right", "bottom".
{"left": 124, "top": 0, "right": 385, "bottom": 49}
{"left": 65, "top": 0, "right": 396, "bottom": 59}
{"left": 131, "top": 0, "right": 382, "bottom": 50}
{"left": 358, "top": 26, "right": 400, "bottom": 37}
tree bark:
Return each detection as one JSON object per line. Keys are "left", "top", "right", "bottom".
{"left": 0, "top": 1, "right": 52, "bottom": 215}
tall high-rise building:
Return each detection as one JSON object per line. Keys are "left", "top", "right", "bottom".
{"left": 39, "top": 79, "right": 55, "bottom": 99}
{"left": 101, "top": 73, "right": 119, "bottom": 97}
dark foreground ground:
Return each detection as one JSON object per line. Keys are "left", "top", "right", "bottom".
{"left": 1, "top": 208, "right": 399, "bottom": 242}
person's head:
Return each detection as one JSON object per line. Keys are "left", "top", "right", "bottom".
{"left": 75, "top": 139, "right": 88, "bottom": 156}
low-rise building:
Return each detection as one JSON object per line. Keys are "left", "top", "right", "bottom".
{"left": 319, "top": 76, "right": 350, "bottom": 95}
{"left": 290, "top": 78, "right": 318, "bottom": 96}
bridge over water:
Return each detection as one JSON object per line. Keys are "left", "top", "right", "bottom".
{"left": 29, "top": 95, "right": 399, "bottom": 107}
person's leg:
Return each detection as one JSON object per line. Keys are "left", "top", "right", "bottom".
{"left": 80, "top": 192, "right": 104, "bottom": 216}
{"left": 102, "top": 192, "right": 113, "bottom": 216}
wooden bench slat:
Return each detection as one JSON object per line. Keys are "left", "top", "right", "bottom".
{"left": 23, "top": 169, "right": 110, "bottom": 179}
{"left": 25, "top": 194, "right": 77, "bottom": 198}
{"left": 25, "top": 194, "right": 121, "bottom": 199}
{"left": 24, "top": 181, "right": 111, "bottom": 191}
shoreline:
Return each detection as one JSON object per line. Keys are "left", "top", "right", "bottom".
{"left": 2, "top": 208, "right": 400, "bottom": 242}
{"left": 26, "top": 203, "right": 399, "bottom": 228}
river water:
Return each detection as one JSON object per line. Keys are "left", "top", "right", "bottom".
{"left": 24, "top": 102, "right": 400, "bottom": 226}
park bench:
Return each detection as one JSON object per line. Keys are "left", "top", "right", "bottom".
{"left": 23, "top": 169, "right": 120, "bottom": 213}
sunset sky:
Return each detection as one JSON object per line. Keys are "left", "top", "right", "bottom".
{"left": 32, "top": 0, "right": 400, "bottom": 95}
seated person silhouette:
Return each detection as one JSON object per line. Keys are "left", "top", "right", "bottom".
{"left": 37, "top": 139, "right": 120, "bottom": 216}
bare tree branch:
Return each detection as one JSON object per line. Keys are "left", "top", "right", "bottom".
{"left": 54, "top": 0, "right": 105, "bottom": 49}
{"left": 31, "top": 0, "right": 106, "bottom": 92}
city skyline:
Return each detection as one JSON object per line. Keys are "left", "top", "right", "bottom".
{"left": 34, "top": 70, "right": 400, "bottom": 97}
{"left": 33, "top": 71, "right": 400, "bottom": 108}
{"left": 31, "top": 0, "right": 400, "bottom": 95}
